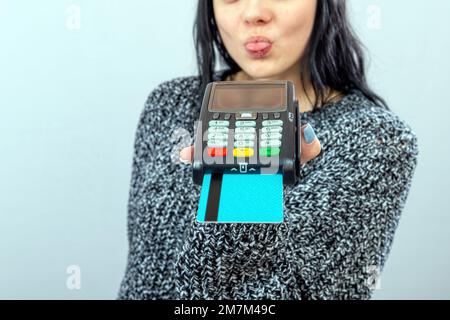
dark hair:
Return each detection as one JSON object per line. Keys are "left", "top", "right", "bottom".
{"left": 193, "top": 0, "right": 388, "bottom": 110}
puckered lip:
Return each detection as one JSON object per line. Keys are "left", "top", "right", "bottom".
{"left": 244, "top": 35, "right": 273, "bottom": 45}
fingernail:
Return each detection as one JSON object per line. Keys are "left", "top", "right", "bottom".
{"left": 179, "top": 147, "right": 190, "bottom": 164}
{"left": 304, "top": 124, "right": 316, "bottom": 144}
{"left": 179, "top": 157, "right": 190, "bottom": 164}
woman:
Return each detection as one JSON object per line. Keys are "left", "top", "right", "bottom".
{"left": 118, "top": 0, "right": 419, "bottom": 299}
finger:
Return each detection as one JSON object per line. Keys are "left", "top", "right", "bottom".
{"left": 300, "top": 123, "right": 321, "bottom": 165}
{"left": 179, "top": 145, "right": 194, "bottom": 164}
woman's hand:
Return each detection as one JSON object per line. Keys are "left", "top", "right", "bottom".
{"left": 179, "top": 123, "right": 321, "bottom": 165}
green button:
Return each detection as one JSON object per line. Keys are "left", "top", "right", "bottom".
{"left": 259, "top": 147, "right": 281, "bottom": 157}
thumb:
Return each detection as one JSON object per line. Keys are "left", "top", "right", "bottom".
{"left": 179, "top": 145, "right": 194, "bottom": 164}
{"left": 300, "top": 123, "right": 321, "bottom": 164}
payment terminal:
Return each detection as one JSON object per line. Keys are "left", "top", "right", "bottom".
{"left": 192, "top": 80, "right": 302, "bottom": 223}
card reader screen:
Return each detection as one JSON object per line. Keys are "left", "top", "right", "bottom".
{"left": 209, "top": 83, "right": 287, "bottom": 112}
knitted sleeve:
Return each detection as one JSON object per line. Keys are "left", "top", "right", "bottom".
{"left": 283, "top": 107, "right": 419, "bottom": 299}
{"left": 118, "top": 81, "right": 176, "bottom": 300}
{"left": 123, "top": 88, "right": 161, "bottom": 245}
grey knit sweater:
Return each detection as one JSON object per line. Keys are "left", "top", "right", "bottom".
{"left": 117, "top": 70, "right": 419, "bottom": 300}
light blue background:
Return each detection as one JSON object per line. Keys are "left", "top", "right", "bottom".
{"left": 0, "top": 0, "right": 448, "bottom": 299}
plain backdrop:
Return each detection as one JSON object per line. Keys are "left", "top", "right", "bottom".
{"left": 0, "top": 0, "right": 449, "bottom": 299}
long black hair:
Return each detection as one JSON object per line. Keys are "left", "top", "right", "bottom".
{"left": 193, "top": 0, "right": 388, "bottom": 110}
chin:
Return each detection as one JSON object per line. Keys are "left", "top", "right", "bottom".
{"left": 242, "top": 65, "right": 280, "bottom": 80}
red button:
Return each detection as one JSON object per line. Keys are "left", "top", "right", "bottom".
{"left": 207, "top": 148, "right": 227, "bottom": 157}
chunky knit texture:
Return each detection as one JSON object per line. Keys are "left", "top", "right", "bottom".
{"left": 117, "top": 70, "right": 419, "bottom": 300}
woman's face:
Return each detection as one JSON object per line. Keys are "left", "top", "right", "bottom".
{"left": 213, "top": 0, "right": 317, "bottom": 80}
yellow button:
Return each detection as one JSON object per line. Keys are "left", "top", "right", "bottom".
{"left": 233, "top": 148, "right": 254, "bottom": 157}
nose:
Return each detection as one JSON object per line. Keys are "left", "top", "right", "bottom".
{"left": 243, "top": 0, "right": 273, "bottom": 26}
